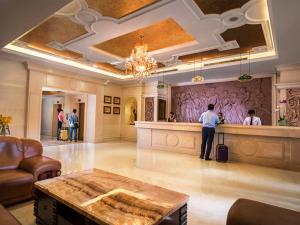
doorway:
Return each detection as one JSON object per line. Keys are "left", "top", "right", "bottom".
{"left": 78, "top": 103, "right": 85, "bottom": 141}
{"left": 40, "top": 88, "right": 89, "bottom": 146}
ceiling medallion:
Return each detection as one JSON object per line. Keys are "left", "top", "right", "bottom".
{"left": 125, "top": 35, "right": 157, "bottom": 80}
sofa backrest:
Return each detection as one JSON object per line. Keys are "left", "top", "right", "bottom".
{"left": 0, "top": 136, "right": 23, "bottom": 170}
{"left": 21, "top": 138, "right": 43, "bottom": 158}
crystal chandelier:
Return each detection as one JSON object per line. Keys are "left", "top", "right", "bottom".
{"left": 125, "top": 36, "right": 157, "bottom": 80}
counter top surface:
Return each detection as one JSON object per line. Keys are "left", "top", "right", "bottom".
{"left": 135, "top": 121, "right": 300, "bottom": 138}
{"left": 34, "top": 169, "right": 189, "bottom": 225}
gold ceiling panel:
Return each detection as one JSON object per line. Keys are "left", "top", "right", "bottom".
{"left": 193, "top": 0, "right": 250, "bottom": 15}
{"left": 20, "top": 16, "right": 87, "bottom": 45}
{"left": 93, "top": 18, "right": 195, "bottom": 58}
{"left": 179, "top": 24, "right": 266, "bottom": 62}
{"left": 94, "top": 62, "right": 124, "bottom": 74}
{"left": 19, "top": 16, "right": 87, "bottom": 59}
{"left": 86, "top": 0, "right": 160, "bottom": 19}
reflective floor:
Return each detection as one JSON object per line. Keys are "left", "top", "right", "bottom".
{"left": 9, "top": 141, "right": 300, "bottom": 225}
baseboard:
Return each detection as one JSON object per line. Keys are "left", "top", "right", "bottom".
{"left": 121, "top": 136, "right": 137, "bottom": 142}
{"left": 101, "top": 137, "right": 121, "bottom": 142}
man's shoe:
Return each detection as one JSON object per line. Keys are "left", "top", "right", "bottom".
{"left": 200, "top": 156, "right": 204, "bottom": 159}
{"left": 205, "top": 158, "right": 212, "bottom": 161}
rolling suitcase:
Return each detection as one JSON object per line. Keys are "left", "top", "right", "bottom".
{"left": 216, "top": 132, "right": 228, "bottom": 162}
{"left": 60, "top": 127, "right": 68, "bottom": 141}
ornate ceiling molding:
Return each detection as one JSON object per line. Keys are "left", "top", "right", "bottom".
{"left": 10, "top": 0, "right": 275, "bottom": 79}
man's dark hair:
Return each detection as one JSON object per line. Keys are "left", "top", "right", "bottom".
{"left": 208, "top": 104, "right": 214, "bottom": 110}
{"left": 248, "top": 109, "right": 255, "bottom": 115}
{"left": 57, "top": 108, "right": 63, "bottom": 112}
{"left": 73, "top": 109, "right": 77, "bottom": 113}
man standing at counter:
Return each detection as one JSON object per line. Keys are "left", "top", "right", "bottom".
{"left": 243, "top": 109, "right": 262, "bottom": 126}
{"left": 199, "top": 104, "right": 220, "bottom": 160}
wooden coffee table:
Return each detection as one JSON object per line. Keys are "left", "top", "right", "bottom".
{"left": 33, "top": 169, "right": 189, "bottom": 225}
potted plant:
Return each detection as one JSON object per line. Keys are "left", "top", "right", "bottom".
{"left": 0, "top": 114, "right": 12, "bottom": 135}
{"left": 277, "top": 100, "right": 287, "bottom": 126}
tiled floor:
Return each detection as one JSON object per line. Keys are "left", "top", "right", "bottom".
{"left": 8, "top": 141, "right": 300, "bottom": 225}
{"left": 40, "top": 135, "right": 83, "bottom": 147}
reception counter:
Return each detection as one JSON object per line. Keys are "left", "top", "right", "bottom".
{"left": 135, "top": 122, "right": 300, "bottom": 171}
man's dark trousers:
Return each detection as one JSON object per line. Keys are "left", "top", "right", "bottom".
{"left": 200, "top": 127, "right": 215, "bottom": 159}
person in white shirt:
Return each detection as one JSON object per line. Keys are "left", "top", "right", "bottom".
{"left": 243, "top": 109, "right": 262, "bottom": 126}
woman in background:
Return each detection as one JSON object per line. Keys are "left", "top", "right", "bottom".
{"left": 57, "top": 109, "right": 64, "bottom": 140}
{"left": 167, "top": 112, "right": 177, "bottom": 122}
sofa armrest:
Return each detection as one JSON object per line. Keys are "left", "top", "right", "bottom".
{"left": 19, "top": 156, "right": 61, "bottom": 181}
{"left": 226, "top": 199, "right": 300, "bottom": 225}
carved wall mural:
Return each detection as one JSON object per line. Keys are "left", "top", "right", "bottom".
{"left": 145, "top": 97, "right": 154, "bottom": 121}
{"left": 171, "top": 78, "right": 272, "bottom": 124}
{"left": 286, "top": 88, "right": 300, "bottom": 126}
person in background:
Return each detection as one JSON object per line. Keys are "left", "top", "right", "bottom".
{"left": 243, "top": 109, "right": 262, "bottom": 126}
{"left": 57, "top": 108, "right": 64, "bottom": 140}
{"left": 218, "top": 112, "right": 225, "bottom": 124}
{"left": 199, "top": 104, "right": 220, "bottom": 160}
{"left": 69, "top": 109, "right": 79, "bottom": 142}
{"left": 167, "top": 112, "right": 177, "bottom": 122}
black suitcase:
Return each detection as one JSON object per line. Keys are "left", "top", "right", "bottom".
{"left": 216, "top": 132, "right": 228, "bottom": 162}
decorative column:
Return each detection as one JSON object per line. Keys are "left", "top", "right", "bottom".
{"left": 26, "top": 69, "right": 44, "bottom": 140}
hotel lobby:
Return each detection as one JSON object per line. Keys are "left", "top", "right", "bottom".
{"left": 0, "top": 0, "right": 300, "bottom": 225}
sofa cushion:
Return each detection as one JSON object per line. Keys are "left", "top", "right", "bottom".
{"left": 0, "top": 204, "right": 21, "bottom": 225}
{"left": 0, "top": 136, "right": 23, "bottom": 170}
{"left": 0, "top": 170, "right": 33, "bottom": 205}
{"left": 21, "top": 138, "right": 43, "bottom": 159}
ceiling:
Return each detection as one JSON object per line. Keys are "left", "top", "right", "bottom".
{"left": 2, "top": 0, "right": 277, "bottom": 81}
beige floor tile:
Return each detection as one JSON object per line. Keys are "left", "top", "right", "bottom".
{"left": 8, "top": 141, "right": 300, "bottom": 225}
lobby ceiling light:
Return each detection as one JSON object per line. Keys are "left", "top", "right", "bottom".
{"left": 191, "top": 56, "right": 204, "bottom": 83}
{"left": 238, "top": 50, "right": 253, "bottom": 82}
{"left": 125, "top": 35, "right": 157, "bottom": 80}
{"left": 4, "top": 44, "right": 129, "bottom": 79}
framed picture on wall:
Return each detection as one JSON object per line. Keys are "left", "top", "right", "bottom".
{"left": 113, "top": 97, "right": 120, "bottom": 105}
{"left": 113, "top": 107, "right": 120, "bottom": 115}
{"left": 104, "top": 95, "right": 112, "bottom": 104}
{"left": 103, "top": 106, "right": 111, "bottom": 114}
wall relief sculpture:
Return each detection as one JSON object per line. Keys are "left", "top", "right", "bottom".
{"left": 286, "top": 88, "right": 300, "bottom": 126}
{"left": 171, "top": 77, "right": 272, "bottom": 125}
{"left": 145, "top": 97, "right": 154, "bottom": 121}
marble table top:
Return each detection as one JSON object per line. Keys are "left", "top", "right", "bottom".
{"left": 34, "top": 169, "right": 189, "bottom": 225}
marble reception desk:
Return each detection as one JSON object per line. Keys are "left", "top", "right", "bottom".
{"left": 135, "top": 122, "right": 300, "bottom": 171}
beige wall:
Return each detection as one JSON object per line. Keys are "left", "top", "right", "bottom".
{"left": 103, "top": 85, "right": 122, "bottom": 141}
{"left": 0, "top": 59, "right": 27, "bottom": 137}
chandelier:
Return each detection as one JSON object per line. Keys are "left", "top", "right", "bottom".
{"left": 125, "top": 36, "right": 157, "bottom": 80}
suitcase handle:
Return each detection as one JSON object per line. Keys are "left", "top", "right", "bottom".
{"left": 218, "top": 132, "right": 225, "bottom": 145}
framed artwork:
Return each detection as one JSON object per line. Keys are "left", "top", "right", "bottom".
{"left": 113, "top": 107, "right": 120, "bottom": 115}
{"left": 103, "top": 106, "right": 111, "bottom": 114}
{"left": 113, "top": 97, "right": 121, "bottom": 105}
{"left": 104, "top": 95, "right": 112, "bottom": 104}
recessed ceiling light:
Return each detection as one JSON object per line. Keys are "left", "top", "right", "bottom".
{"left": 229, "top": 17, "right": 239, "bottom": 22}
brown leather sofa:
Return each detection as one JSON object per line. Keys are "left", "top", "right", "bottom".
{"left": 227, "top": 198, "right": 300, "bottom": 225}
{"left": 0, "top": 204, "right": 21, "bottom": 225}
{"left": 0, "top": 136, "right": 61, "bottom": 206}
